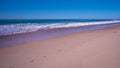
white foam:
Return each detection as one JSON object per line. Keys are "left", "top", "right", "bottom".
{"left": 0, "top": 21, "right": 120, "bottom": 35}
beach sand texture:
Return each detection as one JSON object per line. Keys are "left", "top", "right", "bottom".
{"left": 0, "top": 26, "right": 120, "bottom": 68}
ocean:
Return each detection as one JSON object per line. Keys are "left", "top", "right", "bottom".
{"left": 0, "top": 19, "right": 119, "bottom": 35}
{"left": 0, "top": 19, "right": 120, "bottom": 47}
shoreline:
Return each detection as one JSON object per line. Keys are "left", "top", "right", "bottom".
{"left": 0, "top": 20, "right": 120, "bottom": 36}
{"left": 0, "top": 22, "right": 120, "bottom": 48}
{"left": 0, "top": 25, "right": 120, "bottom": 68}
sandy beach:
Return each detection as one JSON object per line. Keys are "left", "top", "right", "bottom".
{"left": 0, "top": 26, "right": 120, "bottom": 68}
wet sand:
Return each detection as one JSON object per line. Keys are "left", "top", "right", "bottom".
{"left": 0, "top": 26, "right": 120, "bottom": 68}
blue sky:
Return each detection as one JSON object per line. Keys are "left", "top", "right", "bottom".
{"left": 0, "top": 0, "right": 120, "bottom": 19}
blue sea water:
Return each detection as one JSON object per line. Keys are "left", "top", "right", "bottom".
{"left": 0, "top": 19, "right": 118, "bottom": 35}
{"left": 0, "top": 19, "right": 113, "bottom": 25}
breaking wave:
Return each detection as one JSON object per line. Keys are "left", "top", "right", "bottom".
{"left": 0, "top": 21, "right": 120, "bottom": 35}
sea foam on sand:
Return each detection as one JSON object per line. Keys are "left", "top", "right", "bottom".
{"left": 0, "top": 20, "right": 120, "bottom": 35}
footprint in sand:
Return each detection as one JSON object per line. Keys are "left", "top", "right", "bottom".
{"left": 9, "top": 66, "right": 15, "bottom": 68}
{"left": 58, "top": 49, "right": 62, "bottom": 52}
{"left": 43, "top": 56, "right": 47, "bottom": 58}
{"left": 30, "top": 59, "right": 34, "bottom": 63}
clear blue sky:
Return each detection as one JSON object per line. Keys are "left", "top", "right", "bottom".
{"left": 0, "top": 0, "right": 120, "bottom": 19}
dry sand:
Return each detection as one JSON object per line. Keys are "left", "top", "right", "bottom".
{"left": 0, "top": 26, "right": 120, "bottom": 68}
